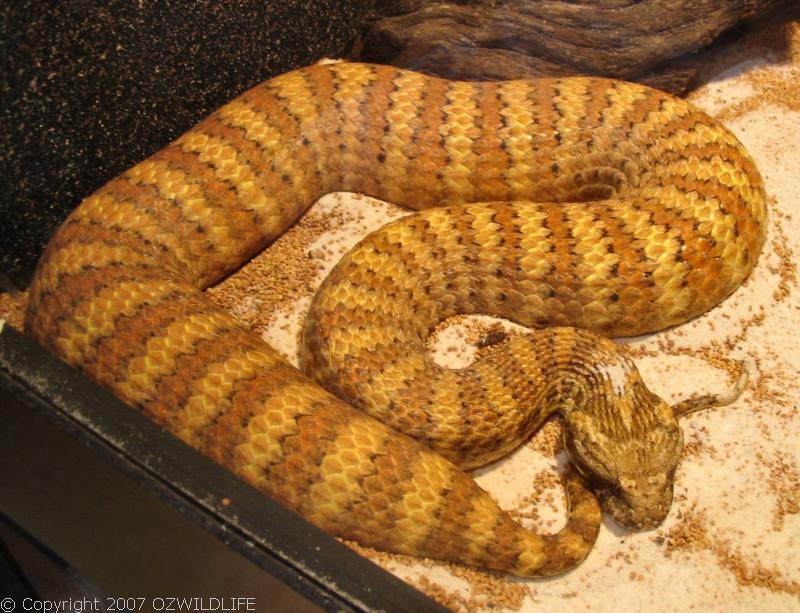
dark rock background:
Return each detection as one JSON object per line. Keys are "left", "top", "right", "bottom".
{"left": 353, "top": 0, "right": 800, "bottom": 93}
{"left": 1, "top": 0, "right": 377, "bottom": 285}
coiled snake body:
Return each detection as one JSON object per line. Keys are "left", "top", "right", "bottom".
{"left": 25, "top": 62, "right": 766, "bottom": 577}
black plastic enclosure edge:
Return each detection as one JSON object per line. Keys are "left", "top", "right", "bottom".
{"left": 0, "top": 322, "right": 449, "bottom": 613}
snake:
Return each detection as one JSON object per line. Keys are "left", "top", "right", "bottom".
{"left": 24, "top": 61, "right": 767, "bottom": 578}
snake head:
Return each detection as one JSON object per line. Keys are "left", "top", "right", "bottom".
{"left": 562, "top": 360, "right": 750, "bottom": 531}
{"left": 563, "top": 397, "right": 683, "bottom": 531}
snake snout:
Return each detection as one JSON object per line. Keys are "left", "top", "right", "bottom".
{"left": 602, "top": 474, "right": 673, "bottom": 532}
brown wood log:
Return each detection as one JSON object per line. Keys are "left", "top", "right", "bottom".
{"left": 355, "top": 0, "right": 800, "bottom": 94}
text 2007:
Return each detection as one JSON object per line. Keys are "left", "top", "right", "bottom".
{"left": 106, "top": 598, "right": 146, "bottom": 611}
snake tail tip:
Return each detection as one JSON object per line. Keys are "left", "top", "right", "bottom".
{"left": 672, "top": 358, "right": 752, "bottom": 417}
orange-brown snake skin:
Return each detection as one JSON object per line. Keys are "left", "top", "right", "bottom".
{"left": 25, "top": 62, "right": 767, "bottom": 577}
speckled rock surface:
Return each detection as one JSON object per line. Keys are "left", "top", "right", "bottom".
{"left": 0, "top": 0, "right": 376, "bottom": 284}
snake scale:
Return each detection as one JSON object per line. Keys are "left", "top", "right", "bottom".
{"left": 25, "top": 62, "right": 767, "bottom": 577}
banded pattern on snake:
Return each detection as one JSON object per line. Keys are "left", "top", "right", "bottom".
{"left": 25, "top": 62, "right": 766, "bottom": 577}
